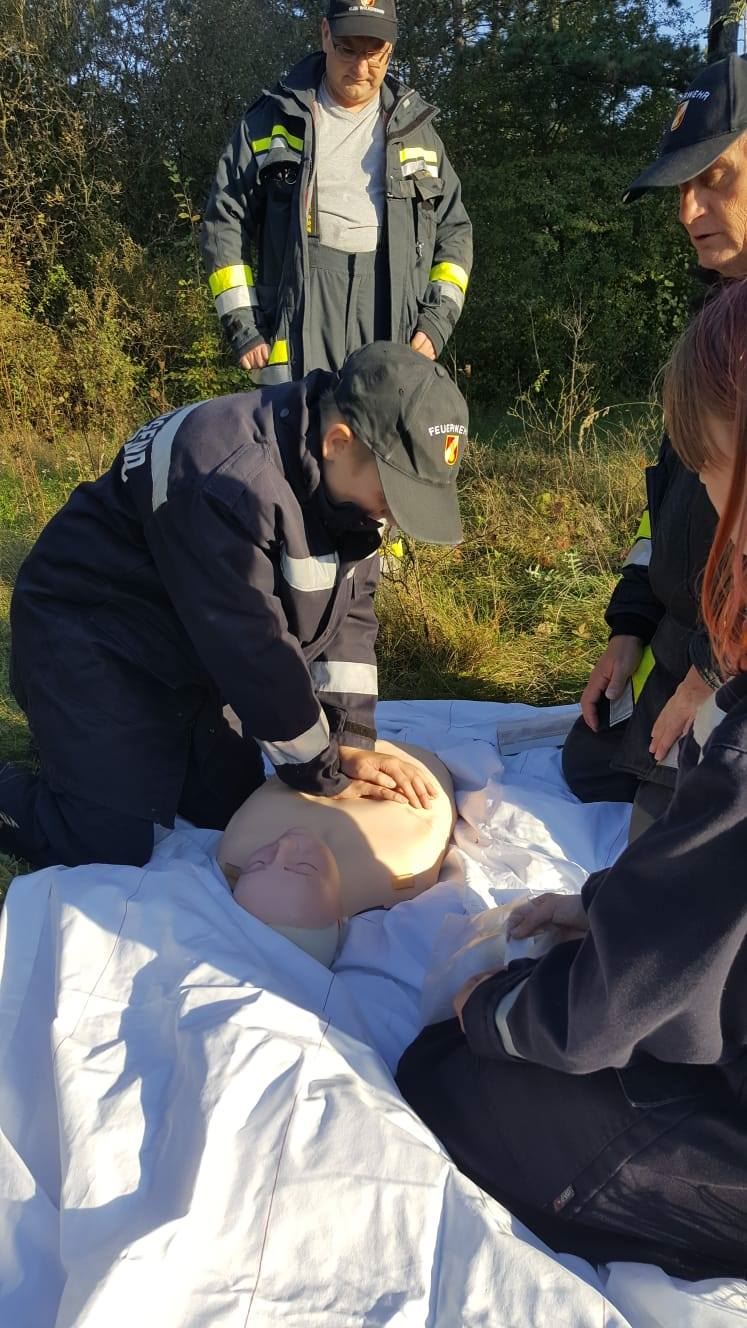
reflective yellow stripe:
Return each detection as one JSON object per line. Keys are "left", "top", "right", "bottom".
{"left": 252, "top": 123, "right": 304, "bottom": 154}
{"left": 268, "top": 338, "right": 289, "bottom": 366}
{"left": 208, "top": 264, "right": 255, "bottom": 297}
{"left": 400, "top": 147, "right": 438, "bottom": 164}
{"left": 636, "top": 510, "right": 652, "bottom": 540}
{"left": 631, "top": 645, "right": 655, "bottom": 703}
{"left": 429, "top": 261, "right": 469, "bottom": 294}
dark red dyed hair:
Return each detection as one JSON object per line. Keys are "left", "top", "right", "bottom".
{"left": 663, "top": 281, "right": 747, "bottom": 677}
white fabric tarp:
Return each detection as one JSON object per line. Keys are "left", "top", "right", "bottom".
{"left": 0, "top": 699, "right": 744, "bottom": 1327}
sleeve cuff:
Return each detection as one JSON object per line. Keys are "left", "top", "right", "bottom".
{"left": 231, "top": 329, "right": 266, "bottom": 361}
{"left": 461, "top": 959, "right": 537, "bottom": 1060}
{"left": 340, "top": 721, "right": 377, "bottom": 750}
{"left": 581, "top": 869, "right": 607, "bottom": 911}
{"left": 607, "top": 614, "right": 654, "bottom": 643}
{"left": 414, "top": 314, "right": 447, "bottom": 358}
{"left": 493, "top": 979, "right": 530, "bottom": 1057}
{"left": 689, "top": 632, "right": 721, "bottom": 690}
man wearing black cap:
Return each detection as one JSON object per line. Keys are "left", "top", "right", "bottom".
{"left": 0, "top": 345, "right": 468, "bottom": 869}
{"left": 562, "top": 57, "right": 747, "bottom": 837}
{"left": 201, "top": 0, "right": 472, "bottom": 382}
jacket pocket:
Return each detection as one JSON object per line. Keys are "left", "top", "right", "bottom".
{"left": 616, "top": 1060, "right": 716, "bottom": 1108}
{"left": 412, "top": 172, "right": 443, "bottom": 257}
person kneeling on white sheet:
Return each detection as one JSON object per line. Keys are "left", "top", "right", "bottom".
{"left": 397, "top": 280, "right": 747, "bottom": 1282}
{"left": 0, "top": 343, "right": 466, "bottom": 868}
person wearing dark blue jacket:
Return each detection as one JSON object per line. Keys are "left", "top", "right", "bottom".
{"left": 397, "top": 281, "right": 747, "bottom": 1281}
{"left": 0, "top": 343, "right": 468, "bottom": 869}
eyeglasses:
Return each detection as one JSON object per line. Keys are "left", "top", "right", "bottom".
{"left": 331, "top": 39, "right": 392, "bottom": 67}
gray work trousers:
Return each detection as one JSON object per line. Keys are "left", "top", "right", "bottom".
{"left": 304, "top": 239, "right": 391, "bottom": 373}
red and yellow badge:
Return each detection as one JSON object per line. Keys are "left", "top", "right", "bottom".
{"left": 670, "top": 101, "right": 688, "bottom": 132}
{"left": 443, "top": 433, "right": 460, "bottom": 466}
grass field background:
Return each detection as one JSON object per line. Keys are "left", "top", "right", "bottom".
{"left": 0, "top": 401, "right": 661, "bottom": 894}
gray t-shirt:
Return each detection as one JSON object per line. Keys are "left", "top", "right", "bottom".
{"left": 315, "top": 81, "right": 386, "bottom": 253}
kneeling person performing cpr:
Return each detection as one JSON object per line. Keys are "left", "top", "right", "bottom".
{"left": 0, "top": 343, "right": 468, "bottom": 869}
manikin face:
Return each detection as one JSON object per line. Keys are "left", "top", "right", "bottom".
{"left": 231, "top": 828, "right": 342, "bottom": 952}
{"left": 239, "top": 829, "right": 340, "bottom": 897}
{"left": 321, "top": 425, "right": 394, "bottom": 524}
{"left": 678, "top": 136, "right": 747, "bottom": 277}
{"left": 320, "top": 19, "right": 392, "bottom": 110}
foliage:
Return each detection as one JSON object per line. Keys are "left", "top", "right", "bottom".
{"left": 0, "top": 0, "right": 705, "bottom": 436}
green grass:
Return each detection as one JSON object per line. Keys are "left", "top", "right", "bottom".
{"left": 0, "top": 408, "right": 660, "bottom": 895}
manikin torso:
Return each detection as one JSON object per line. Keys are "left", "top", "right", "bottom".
{"left": 220, "top": 741, "right": 456, "bottom": 919}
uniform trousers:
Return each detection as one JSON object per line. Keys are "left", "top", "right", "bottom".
{"left": 304, "top": 239, "right": 391, "bottom": 373}
{"left": 397, "top": 1019, "right": 747, "bottom": 1282}
{"left": 562, "top": 716, "right": 674, "bottom": 842}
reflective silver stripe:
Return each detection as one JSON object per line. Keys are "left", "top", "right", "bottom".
{"left": 215, "top": 285, "right": 259, "bottom": 316}
{"left": 431, "top": 280, "right": 465, "bottom": 312}
{"left": 310, "top": 660, "right": 378, "bottom": 695}
{"left": 494, "top": 979, "right": 529, "bottom": 1058}
{"left": 402, "top": 159, "right": 439, "bottom": 179}
{"left": 608, "top": 680, "right": 634, "bottom": 728}
{"left": 660, "top": 742, "right": 680, "bottom": 770}
{"left": 281, "top": 549, "right": 339, "bottom": 592}
{"left": 693, "top": 690, "right": 726, "bottom": 760}
{"left": 258, "top": 362, "right": 292, "bottom": 386}
{"left": 623, "top": 537, "right": 652, "bottom": 569}
{"left": 151, "top": 404, "right": 201, "bottom": 512}
{"left": 258, "top": 711, "right": 330, "bottom": 766}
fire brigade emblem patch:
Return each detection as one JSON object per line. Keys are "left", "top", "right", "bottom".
{"left": 444, "top": 433, "right": 460, "bottom": 466}
{"left": 670, "top": 101, "right": 688, "bottom": 132}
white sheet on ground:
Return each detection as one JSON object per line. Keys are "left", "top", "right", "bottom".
{"left": 0, "top": 700, "right": 743, "bottom": 1328}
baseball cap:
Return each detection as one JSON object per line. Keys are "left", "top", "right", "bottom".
{"left": 624, "top": 55, "right": 747, "bottom": 203}
{"left": 326, "top": 0, "right": 398, "bottom": 45}
{"left": 334, "top": 343, "right": 468, "bottom": 545}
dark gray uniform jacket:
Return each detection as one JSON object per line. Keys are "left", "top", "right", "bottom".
{"left": 604, "top": 436, "right": 718, "bottom": 785}
{"left": 464, "top": 671, "right": 747, "bottom": 1110}
{"left": 398, "top": 672, "right": 747, "bottom": 1282}
{"left": 201, "top": 53, "right": 473, "bottom": 375}
{"left": 10, "top": 374, "right": 382, "bottom": 825}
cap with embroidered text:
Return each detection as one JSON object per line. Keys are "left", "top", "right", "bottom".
{"left": 334, "top": 342, "right": 468, "bottom": 545}
{"left": 624, "top": 55, "right": 747, "bottom": 203}
{"left": 326, "top": 0, "right": 398, "bottom": 44}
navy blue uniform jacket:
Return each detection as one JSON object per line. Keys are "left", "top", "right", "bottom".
{"left": 9, "top": 373, "right": 382, "bottom": 823}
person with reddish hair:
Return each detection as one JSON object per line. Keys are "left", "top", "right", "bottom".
{"left": 397, "top": 279, "right": 747, "bottom": 1280}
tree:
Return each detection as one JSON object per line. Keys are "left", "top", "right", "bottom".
{"left": 707, "top": 0, "right": 740, "bottom": 61}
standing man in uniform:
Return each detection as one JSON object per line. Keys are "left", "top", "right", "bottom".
{"left": 0, "top": 344, "right": 469, "bottom": 869}
{"left": 201, "top": 0, "right": 472, "bottom": 382}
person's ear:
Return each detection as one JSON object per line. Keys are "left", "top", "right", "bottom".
{"left": 321, "top": 18, "right": 331, "bottom": 51}
{"left": 321, "top": 420, "right": 355, "bottom": 460}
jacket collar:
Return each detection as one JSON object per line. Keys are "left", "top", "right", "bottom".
{"left": 270, "top": 51, "right": 436, "bottom": 134}
{"left": 272, "top": 374, "right": 382, "bottom": 543}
